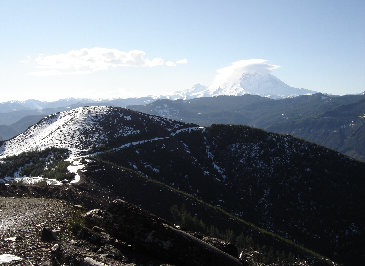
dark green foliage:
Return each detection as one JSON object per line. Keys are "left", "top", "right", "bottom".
{"left": 85, "top": 158, "right": 328, "bottom": 264}
{"left": 171, "top": 204, "right": 207, "bottom": 233}
{"left": 98, "top": 123, "right": 365, "bottom": 265}
{"left": 170, "top": 205, "right": 300, "bottom": 265}
{"left": 0, "top": 148, "right": 74, "bottom": 181}
{"left": 68, "top": 209, "right": 86, "bottom": 234}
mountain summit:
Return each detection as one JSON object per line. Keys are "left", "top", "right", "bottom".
{"left": 206, "top": 71, "right": 315, "bottom": 99}
{"left": 171, "top": 59, "right": 316, "bottom": 99}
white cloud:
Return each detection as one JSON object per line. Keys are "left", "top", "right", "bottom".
{"left": 20, "top": 56, "right": 32, "bottom": 64}
{"left": 176, "top": 58, "right": 188, "bottom": 64}
{"left": 165, "top": 61, "right": 176, "bottom": 67}
{"left": 208, "top": 59, "right": 279, "bottom": 91}
{"left": 29, "top": 47, "right": 187, "bottom": 76}
{"left": 165, "top": 58, "right": 188, "bottom": 67}
{"left": 29, "top": 70, "right": 91, "bottom": 77}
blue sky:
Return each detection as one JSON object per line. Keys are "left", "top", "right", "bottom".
{"left": 0, "top": 0, "right": 364, "bottom": 101}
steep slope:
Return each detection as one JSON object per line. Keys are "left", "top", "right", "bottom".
{"left": 98, "top": 124, "right": 365, "bottom": 264}
{"left": 129, "top": 93, "right": 365, "bottom": 161}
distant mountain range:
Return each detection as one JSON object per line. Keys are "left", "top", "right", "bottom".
{"left": 0, "top": 97, "right": 155, "bottom": 140}
{"left": 0, "top": 115, "right": 45, "bottom": 140}
{"left": 0, "top": 97, "right": 155, "bottom": 114}
{"left": 129, "top": 93, "right": 365, "bottom": 161}
{"left": 0, "top": 67, "right": 363, "bottom": 163}
{"left": 1, "top": 92, "right": 364, "bottom": 163}
{"left": 0, "top": 106, "right": 364, "bottom": 265}
{"left": 0, "top": 68, "right": 313, "bottom": 136}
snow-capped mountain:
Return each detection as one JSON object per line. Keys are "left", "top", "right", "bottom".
{"left": 169, "top": 59, "right": 316, "bottom": 100}
{"left": 208, "top": 71, "right": 315, "bottom": 99}
{"left": 168, "top": 83, "right": 209, "bottom": 100}
{"left": 171, "top": 72, "right": 315, "bottom": 100}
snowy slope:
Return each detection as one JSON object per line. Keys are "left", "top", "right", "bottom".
{"left": 168, "top": 84, "right": 209, "bottom": 100}
{"left": 0, "top": 106, "right": 194, "bottom": 186}
{"left": 0, "top": 106, "right": 129, "bottom": 157}
{"left": 0, "top": 106, "right": 188, "bottom": 158}
{"left": 171, "top": 73, "right": 315, "bottom": 100}
{"left": 207, "top": 72, "right": 315, "bottom": 99}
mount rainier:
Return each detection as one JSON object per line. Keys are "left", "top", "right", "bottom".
{"left": 170, "top": 59, "right": 315, "bottom": 99}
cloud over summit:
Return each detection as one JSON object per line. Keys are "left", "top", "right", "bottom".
{"left": 208, "top": 59, "right": 280, "bottom": 91}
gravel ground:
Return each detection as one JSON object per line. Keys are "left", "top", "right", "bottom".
{"left": 0, "top": 197, "right": 74, "bottom": 265}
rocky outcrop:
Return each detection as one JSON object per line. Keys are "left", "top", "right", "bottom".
{"left": 41, "top": 227, "right": 60, "bottom": 242}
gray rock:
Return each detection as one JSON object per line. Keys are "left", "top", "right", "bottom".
{"left": 83, "top": 209, "right": 107, "bottom": 228}
{"left": 82, "top": 257, "right": 108, "bottom": 266}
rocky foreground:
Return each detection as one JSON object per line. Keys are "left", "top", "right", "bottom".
{"left": 0, "top": 176, "right": 336, "bottom": 266}
{"left": 0, "top": 197, "right": 74, "bottom": 265}
{"left": 0, "top": 191, "right": 245, "bottom": 265}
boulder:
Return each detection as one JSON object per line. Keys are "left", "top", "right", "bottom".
{"left": 41, "top": 227, "right": 59, "bottom": 242}
{"left": 83, "top": 209, "right": 107, "bottom": 228}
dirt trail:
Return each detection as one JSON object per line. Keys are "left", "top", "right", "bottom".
{"left": 0, "top": 197, "right": 74, "bottom": 265}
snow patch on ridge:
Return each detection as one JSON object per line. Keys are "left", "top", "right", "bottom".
{"left": 0, "top": 254, "right": 23, "bottom": 263}
{"left": 66, "top": 155, "right": 85, "bottom": 184}
{"left": 203, "top": 136, "right": 227, "bottom": 180}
